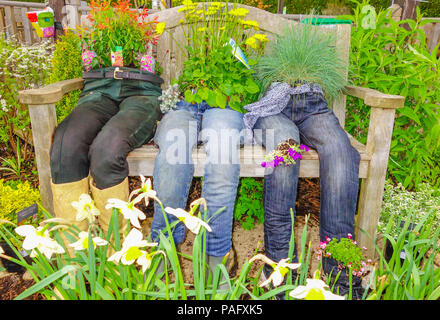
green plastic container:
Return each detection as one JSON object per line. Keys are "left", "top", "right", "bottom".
{"left": 301, "top": 17, "right": 352, "bottom": 25}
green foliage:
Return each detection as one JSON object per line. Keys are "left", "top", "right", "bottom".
{"left": 254, "top": 20, "right": 347, "bottom": 99}
{"left": 343, "top": 0, "right": 440, "bottom": 189}
{"left": 48, "top": 32, "right": 83, "bottom": 123}
{"left": 0, "top": 36, "right": 53, "bottom": 156}
{"left": 368, "top": 210, "right": 440, "bottom": 300}
{"left": 378, "top": 180, "right": 440, "bottom": 239}
{"left": 233, "top": 178, "right": 264, "bottom": 230}
{"left": 179, "top": 46, "right": 261, "bottom": 113}
{"left": 419, "top": 0, "right": 440, "bottom": 17}
{"left": 0, "top": 179, "right": 41, "bottom": 228}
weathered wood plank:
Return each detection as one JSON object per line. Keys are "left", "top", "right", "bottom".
{"left": 4, "top": 6, "right": 18, "bottom": 37}
{"left": 20, "top": 7, "right": 32, "bottom": 44}
{"left": 344, "top": 85, "right": 405, "bottom": 109}
{"left": 28, "top": 103, "right": 57, "bottom": 214}
{"left": 356, "top": 107, "right": 397, "bottom": 258}
{"left": 126, "top": 139, "right": 371, "bottom": 178}
{"left": 18, "top": 78, "right": 84, "bottom": 105}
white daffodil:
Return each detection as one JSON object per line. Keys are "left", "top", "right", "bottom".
{"left": 289, "top": 278, "right": 346, "bottom": 300}
{"left": 137, "top": 249, "right": 166, "bottom": 273}
{"left": 108, "top": 228, "right": 158, "bottom": 265}
{"left": 71, "top": 193, "right": 100, "bottom": 223}
{"left": 250, "top": 254, "right": 301, "bottom": 287}
{"left": 164, "top": 207, "right": 212, "bottom": 235}
{"left": 69, "top": 231, "right": 108, "bottom": 251}
{"left": 15, "top": 225, "right": 65, "bottom": 259}
{"left": 129, "top": 175, "right": 158, "bottom": 207}
{"left": 105, "top": 198, "right": 146, "bottom": 229}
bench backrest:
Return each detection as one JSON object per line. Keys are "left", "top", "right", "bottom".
{"left": 149, "top": 3, "right": 351, "bottom": 127}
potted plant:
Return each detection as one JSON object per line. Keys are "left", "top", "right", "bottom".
{"left": 163, "top": 1, "right": 268, "bottom": 113}
{"left": 252, "top": 18, "right": 347, "bottom": 102}
{"left": 316, "top": 234, "right": 370, "bottom": 280}
{"left": 77, "top": 0, "right": 163, "bottom": 72}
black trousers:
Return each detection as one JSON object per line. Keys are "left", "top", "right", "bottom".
{"left": 50, "top": 93, "right": 162, "bottom": 189}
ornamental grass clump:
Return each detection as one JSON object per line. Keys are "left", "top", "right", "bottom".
{"left": 253, "top": 18, "right": 347, "bottom": 100}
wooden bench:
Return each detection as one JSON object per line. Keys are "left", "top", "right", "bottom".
{"left": 18, "top": 4, "right": 405, "bottom": 258}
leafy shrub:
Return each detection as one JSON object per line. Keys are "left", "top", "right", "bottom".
{"left": 378, "top": 180, "right": 440, "bottom": 239}
{"left": 343, "top": 0, "right": 440, "bottom": 189}
{"left": 0, "top": 36, "right": 53, "bottom": 156}
{"left": 48, "top": 31, "right": 83, "bottom": 123}
{"left": 233, "top": 178, "right": 264, "bottom": 230}
{"left": 0, "top": 179, "right": 41, "bottom": 229}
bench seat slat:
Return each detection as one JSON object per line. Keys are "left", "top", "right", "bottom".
{"left": 127, "top": 133, "right": 370, "bottom": 178}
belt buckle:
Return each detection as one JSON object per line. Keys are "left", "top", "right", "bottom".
{"left": 113, "top": 67, "right": 123, "bottom": 80}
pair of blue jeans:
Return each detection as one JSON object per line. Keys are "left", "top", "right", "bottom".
{"left": 150, "top": 100, "right": 244, "bottom": 257}
{"left": 254, "top": 92, "right": 360, "bottom": 275}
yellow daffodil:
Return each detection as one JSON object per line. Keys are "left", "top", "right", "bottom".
{"left": 165, "top": 199, "right": 212, "bottom": 235}
{"left": 69, "top": 231, "right": 108, "bottom": 251}
{"left": 15, "top": 225, "right": 65, "bottom": 259}
{"left": 198, "top": 27, "right": 206, "bottom": 32}
{"left": 228, "top": 7, "right": 249, "bottom": 17}
{"left": 129, "top": 175, "right": 158, "bottom": 207}
{"left": 250, "top": 254, "right": 301, "bottom": 287}
{"left": 137, "top": 249, "right": 166, "bottom": 273}
{"left": 71, "top": 193, "right": 100, "bottom": 224}
{"left": 108, "top": 228, "right": 157, "bottom": 265}
{"left": 105, "top": 198, "right": 146, "bottom": 229}
{"left": 289, "top": 278, "right": 346, "bottom": 300}
{"left": 156, "top": 22, "right": 166, "bottom": 35}
{"left": 253, "top": 33, "right": 268, "bottom": 42}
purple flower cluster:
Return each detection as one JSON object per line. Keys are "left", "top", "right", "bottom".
{"left": 261, "top": 155, "right": 285, "bottom": 168}
{"left": 288, "top": 148, "right": 302, "bottom": 161}
{"left": 299, "top": 144, "right": 310, "bottom": 152}
{"left": 261, "top": 142, "right": 311, "bottom": 169}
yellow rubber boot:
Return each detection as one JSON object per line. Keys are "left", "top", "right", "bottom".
{"left": 89, "top": 177, "right": 129, "bottom": 238}
{"left": 50, "top": 177, "right": 90, "bottom": 256}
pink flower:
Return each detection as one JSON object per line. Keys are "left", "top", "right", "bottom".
{"left": 347, "top": 233, "right": 352, "bottom": 239}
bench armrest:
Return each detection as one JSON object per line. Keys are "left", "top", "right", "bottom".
{"left": 343, "top": 85, "right": 405, "bottom": 109}
{"left": 18, "top": 78, "right": 84, "bottom": 105}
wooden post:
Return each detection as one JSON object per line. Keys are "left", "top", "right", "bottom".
{"left": 356, "top": 107, "right": 397, "bottom": 259}
{"left": 48, "top": 0, "right": 65, "bottom": 40}
{"left": 20, "top": 7, "right": 32, "bottom": 44}
{"left": 277, "top": 0, "right": 284, "bottom": 14}
{"left": 27, "top": 103, "right": 58, "bottom": 214}
{"left": 0, "top": 7, "right": 6, "bottom": 36}
{"left": 4, "top": 6, "right": 17, "bottom": 38}
{"left": 400, "top": 0, "right": 421, "bottom": 31}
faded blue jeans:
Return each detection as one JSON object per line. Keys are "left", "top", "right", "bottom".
{"left": 254, "top": 92, "right": 360, "bottom": 275}
{"left": 150, "top": 100, "right": 243, "bottom": 257}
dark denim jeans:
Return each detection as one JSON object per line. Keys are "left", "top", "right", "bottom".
{"left": 254, "top": 92, "right": 360, "bottom": 275}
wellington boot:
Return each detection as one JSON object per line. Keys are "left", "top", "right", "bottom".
{"left": 89, "top": 177, "right": 129, "bottom": 238}
{"left": 50, "top": 177, "right": 90, "bottom": 256}
{"left": 207, "top": 252, "right": 232, "bottom": 298}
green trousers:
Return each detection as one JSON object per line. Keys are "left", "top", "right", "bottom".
{"left": 50, "top": 67, "right": 162, "bottom": 189}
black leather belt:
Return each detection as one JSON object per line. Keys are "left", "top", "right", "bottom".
{"left": 83, "top": 67, "right": 164, "bottom": 85}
